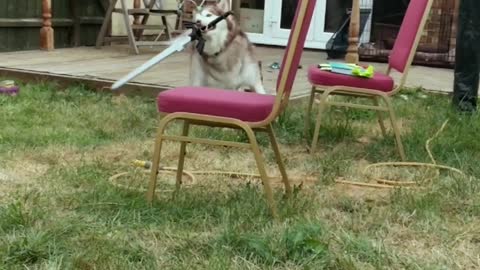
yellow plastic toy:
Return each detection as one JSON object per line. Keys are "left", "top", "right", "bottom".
{"left": 318, "top": 62, "right": 374, "bottom": 79}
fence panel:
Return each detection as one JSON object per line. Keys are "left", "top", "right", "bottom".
{"left": 0, "top": 0, "right": 105, "bottom": 52}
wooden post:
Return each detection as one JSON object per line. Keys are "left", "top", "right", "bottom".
{"left": 134, "top": 0, "right": 141, "bottom": 24}
{"left": 133, "top": 0, "right": 141, "bottom": 38}
{"left": 40, "top": 0, "right": 54, "bottom": 50}
{"left": 345, "top": 0, "right": 360, "bottom": 63}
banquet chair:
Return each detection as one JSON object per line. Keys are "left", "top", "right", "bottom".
{"left": 146, "top": 0, "right": 317, "bottom": 218}
{"left": 304, "top": 0, "right": 434, "bottom": 161}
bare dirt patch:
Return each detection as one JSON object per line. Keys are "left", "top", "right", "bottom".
{"left": 0, "top": 157, "right": 50, "bottom": 202}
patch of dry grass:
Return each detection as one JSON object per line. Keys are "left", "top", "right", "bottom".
{"left": 1, "top": 82, "right": 479, "bottom": 269}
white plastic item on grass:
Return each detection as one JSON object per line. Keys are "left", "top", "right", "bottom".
{"left": 111, "top": 30, "right": 193, "bottom": 90}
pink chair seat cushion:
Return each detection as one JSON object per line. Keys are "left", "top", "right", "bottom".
{"left": 157, "top": 87, "right": 275, "bottom": 122}
{"left": 307, "top": 65, "right": 395, "bottom": 92}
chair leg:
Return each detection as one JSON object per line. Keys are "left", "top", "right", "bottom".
{"left": 161, "top": 16, "right": 171, "bottom": 40}
{"left": 137, "top": 2, "right": 153, "bottom": 41}
{"left": 146, "top": 117, "right": 171, "bottom": 203}
{"left": 310, "top": 90, "right": 331, "bottom": 153}
{"left": 120, "top": 0, "right": 140, "bottom": 54}
{"left": 96, "top": 0, "right": 117, "bottom": 49}
{"left": 175, "top": 12, "right": 181, "bottom": 30}
{"left": 266, "top": 124, "right": 292, "bottom": 197}
{"left": 373, "top": 97, "right": 387, "bottom": 137}
{"left": 242, "top": 126, "right": 278, "bottom": 218}
{"left": 382, "top": 96, "right": 406, "bottom": 161}
{"left": 304, "top": 86, "right": 316, "bottom": 140}
{"left": 175, "top": 121, "right": 190, "bottom": 194}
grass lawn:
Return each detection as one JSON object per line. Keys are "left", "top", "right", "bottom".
{"left": 1, "top": 81, "right": 479, "bottom": 269}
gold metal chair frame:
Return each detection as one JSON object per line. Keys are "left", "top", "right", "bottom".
{"left": 146, "top": 0, "right": 312, "bottom": 218}
{"left": 304, "top": 0, "right": 434, "bottom": 162}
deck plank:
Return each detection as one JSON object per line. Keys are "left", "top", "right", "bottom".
{"left": 0, "top": 45, "right": 320, "bottom": 98}
{"left": 0, "top": 44, "right": 458, "bottom": 98}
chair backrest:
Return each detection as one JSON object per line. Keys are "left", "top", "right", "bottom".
{"left": 389, "top": 0, "right": 433, "bottom": 73}
{"left": 275, "top": 0, "right": 316, "bottom": 107}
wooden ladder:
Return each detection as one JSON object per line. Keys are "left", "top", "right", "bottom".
{"left": 96, "top": 0, "right": 181, "bottom": 54}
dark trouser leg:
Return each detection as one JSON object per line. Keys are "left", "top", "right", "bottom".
{"left": 452, "top": 0, "right": 480, "bottom": 112}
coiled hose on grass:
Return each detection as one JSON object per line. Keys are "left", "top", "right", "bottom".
{"left": 336, "top": 120, "right": 467, "bottom": 189}
{"left": 109, "top": 120, "right": 467, "bottom": 192}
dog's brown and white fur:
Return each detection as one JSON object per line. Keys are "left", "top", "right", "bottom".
{"left": 187, "top": 0, "right": 266, "bottom": 94}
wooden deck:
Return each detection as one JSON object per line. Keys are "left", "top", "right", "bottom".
{"left": 0, "top": 44, "right": 325, "bottom": 99}
{"left": 0, "top": 44, "right": 459, "bottom": 98}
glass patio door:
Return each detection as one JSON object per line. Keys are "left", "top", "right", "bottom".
{"left": 270, "top": 0, "right": 319, "bottom": 41}
{"left": 270, "top": 0, "right": 354, "bottom": 47}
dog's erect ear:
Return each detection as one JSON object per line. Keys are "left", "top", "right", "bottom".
{"left": 217, "top": 0, "right": 230, "bottom": 12}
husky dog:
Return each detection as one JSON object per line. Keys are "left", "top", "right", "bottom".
{"left": 187, "top": 0, "right": 267, "bottom": 94}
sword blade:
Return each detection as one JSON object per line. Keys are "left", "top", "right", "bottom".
{"left": 111, "top": 34, "right": 192, "bottom": 90}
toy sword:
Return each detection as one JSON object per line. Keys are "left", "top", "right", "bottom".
{"left": 111, "top": 30, "right": 195, "bottom": 90}
{"left": 111, "top": 11, "right": 233, "bottom": 90}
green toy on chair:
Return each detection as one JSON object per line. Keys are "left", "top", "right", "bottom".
{"left": 318, "top": 62, "right": 375, "bottom": 78}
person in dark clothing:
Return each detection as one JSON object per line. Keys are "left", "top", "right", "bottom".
{"left": 325, "top": 0, "right": 352, "bottom": 33}
{"left": 452, "top": 0, "right": 480, "bottom": 113}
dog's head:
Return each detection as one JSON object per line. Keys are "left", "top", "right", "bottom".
{"left": 193, "top": 0, "right": 233, "bottom": 36}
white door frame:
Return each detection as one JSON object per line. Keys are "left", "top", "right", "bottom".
{"left": 269, "top": 0, "right": 333, "bottom": 48}
{"left": 269, "top": 0, "right": 321, "bottom": 41}
{"left": 240, "top": 0, "right": 335, "bottom": 49}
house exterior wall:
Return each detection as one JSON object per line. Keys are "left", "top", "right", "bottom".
{"left": 419, "top": 0, "right": 457, "bottom": 53}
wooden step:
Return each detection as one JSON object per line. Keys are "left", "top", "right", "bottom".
{"left": 135, "top": 41, "right": 171, "bottom": 46}
{"left": 113, "top": 8, "right": 149, "bottom": 15}
{"left": 104, "top": 36, "right": 129, "bottom": 42}
{"left": 131, "top": 24, "right": 165, "bottom": 30}
{"left": 113, "top": 8, "right": 179, "bottom": 16}
{"left": 149, "top": 9, "right": 179, "bottom": 14}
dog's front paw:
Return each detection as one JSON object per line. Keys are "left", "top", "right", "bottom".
{"left": 255, "top": 89, "right": 267, "bottom": 95}
{"left": 253, "top": 82, "right": 267, "bottom": 95}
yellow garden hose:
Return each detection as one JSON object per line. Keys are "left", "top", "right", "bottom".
{"left": 335, "top": 120, "right": 468, "bottom": 189}
{"left": 109, "top": 164, "right": 262, "bottom": 193}
{"left": 109, "top": 120, "right": 467, "bottom": 193}
{"left": 109, "top": 160, "right": 317, "bottom": 193}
